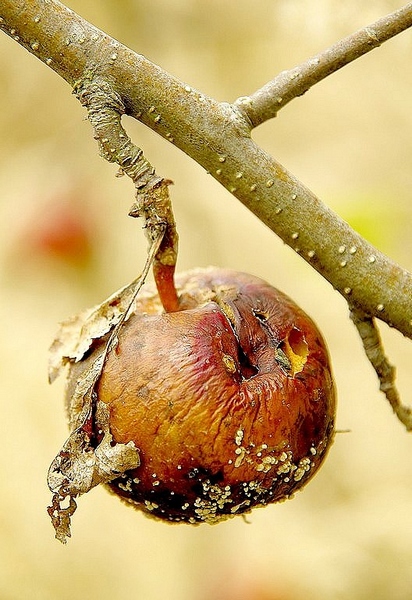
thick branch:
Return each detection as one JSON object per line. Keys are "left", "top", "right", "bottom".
{"left": 235, "top": 3, "right": 412, "bottom": 127}
{"left": 1, "top": 1, "right": 412, "bottom": 340}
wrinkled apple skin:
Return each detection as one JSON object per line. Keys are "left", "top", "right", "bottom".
{"left": 69, "top": 268, "right": 336, "bottom": 523}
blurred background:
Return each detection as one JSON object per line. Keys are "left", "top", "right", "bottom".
{"left": 1, "top": 1, "right": 412, "bottom": 598}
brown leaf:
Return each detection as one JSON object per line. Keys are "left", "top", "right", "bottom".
{"left": 48, "top": 277, "right": 143, "bottom": 383}
{"left": 47, "top": 352, "right": 140, "bottom": 543}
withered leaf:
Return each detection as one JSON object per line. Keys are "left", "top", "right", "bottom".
{"left": 47, "top": 285, "right": 143, "bottom": 543}
{"left": 47, "top": 354, "right": 140, "bottom": 543}
{"left": 48, "top": 231, "right": 166, "bottom": 542}
{"left": 48, "top": 277, "right": 143, "bottom": 384}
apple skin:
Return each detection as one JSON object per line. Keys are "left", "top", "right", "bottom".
{"left": 70, "top": 268, "right": 336, "bottom": 523}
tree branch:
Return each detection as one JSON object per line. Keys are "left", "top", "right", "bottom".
{"left": 1, "top": 1, "right": 412, "bottom": 339}
{"left": 235, "top": 3, "right": 412, "bottom": 127}
{"left": 350, "top": 309, "right": 412, "bottom": 431}
{"left": 1, "top": 4, "right": 412, "bottom": 379}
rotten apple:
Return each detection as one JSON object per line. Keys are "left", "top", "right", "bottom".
{"left": 65, "top": 267, "right": 336, "bottom": 524}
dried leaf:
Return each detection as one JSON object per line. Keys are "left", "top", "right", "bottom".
{"left": 47, "top": 352, "right": 140, "bottom": 543}
{"left": 47, "top": 492, "right": 77, "bottom": 544}
{"left": 48, "top": 401, "right": 140, "bottom": 496}
{"left": 47, "top": 230, "right": 166, "bottom": 542}
{"left": 48, "top": 277, "right": 143, "bottom": 383}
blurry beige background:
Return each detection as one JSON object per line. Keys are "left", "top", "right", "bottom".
{"left": 1, "top": 1, "right": 412, "bottom": 599}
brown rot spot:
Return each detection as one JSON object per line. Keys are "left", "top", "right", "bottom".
{"left": 237, "top": 345, "right": 259, "bottom": 380}
{"left": 279, "top": 328, "right": 309, "bottom": 376}
{"left": 222, "top": 354, "right": 237, "bottom": 374}
{"left": 252, "top": 309, "right": 270, "bottom": 322}
{"left": 275, "top": 347, "right": 292, "bottom": 373}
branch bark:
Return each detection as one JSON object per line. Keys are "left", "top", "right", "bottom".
{"left": 235, "top": 3, "right": 412, "bottom": 127}
{"left": 350, "top": 309, "right": 412, "bottom": 431}
{"left": 1, "top": 3, "right": 412, "bottom": 401}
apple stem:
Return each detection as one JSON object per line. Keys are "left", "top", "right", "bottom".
{"left": 153, "top": 261, "right": 180, "bottom": 312}
{"left": 153, "top": 206, "right": 180, "bottom": 312}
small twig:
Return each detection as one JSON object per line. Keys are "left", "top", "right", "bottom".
{"left": 74, "top": 76, "right": 180, "bottom": 312}
{"left": 235, "top": 3, "right": 412, "bottom": 127}
{"left": 350, "top": 308, "right": 412, "bottom": 431}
